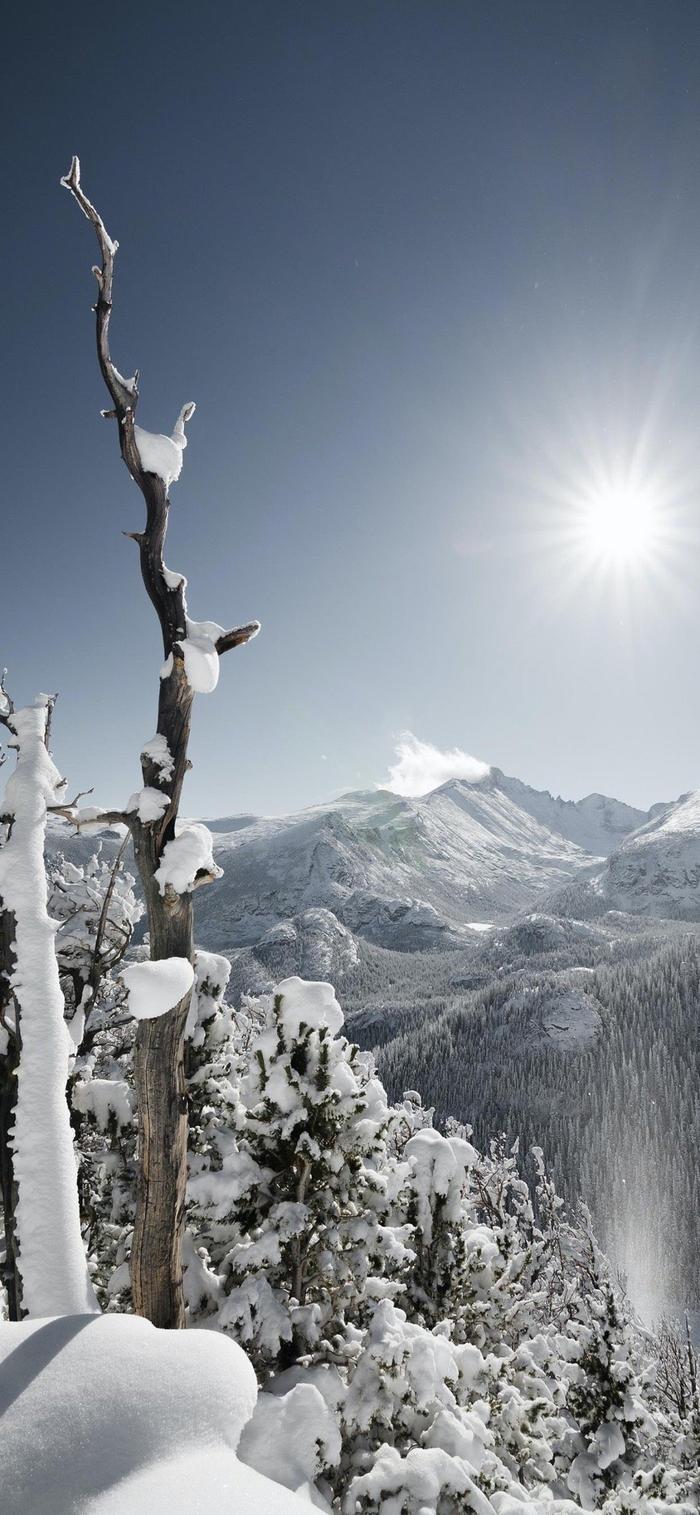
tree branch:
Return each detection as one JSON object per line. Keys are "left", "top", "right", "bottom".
{"left": 88, "top": 831, "right": 132, "bottom": 997}
{"left": 60, "top": 156, "right": 136, "bottom": 415}
{"left": 215, "top": 621, "right": 261, "bottom": 655}
{"left": 48, "top": 806, "right": 132, "bottom": 832}
{"left": 48, "top": 785, "right": 94, "bottom": 811}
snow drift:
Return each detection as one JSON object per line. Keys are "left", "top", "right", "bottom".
{"left": 0, "top": 1314, "right": 309, "bottom": 1515}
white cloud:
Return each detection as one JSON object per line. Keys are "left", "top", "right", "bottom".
{"left": 381, "top": 732, "right": 490, "bottom": 798}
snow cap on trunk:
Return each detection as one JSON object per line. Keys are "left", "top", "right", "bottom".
{"left": 121, "top": 958, "right": 195, "bottom": 1019}
{"left": 154, "top": 822, "right": 221, "bottom": 895}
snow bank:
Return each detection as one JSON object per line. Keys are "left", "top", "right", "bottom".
{"left": 154, "top": 822, "right": 221, "bottom": 894}
{"left": 121, "top": 958, "right": 194, "bottom": 1019}
{"left": 0, "top": 1314, "right": 310, "bottom": 1515}
{"left": 0, "top": 701, "right": 98, "bottom": 1315}
{"left": 275, "top": 976, "right": 344, "bottom": 1037}
{"left": 238, "top": 1384, "right": 339, "bottom": 1510}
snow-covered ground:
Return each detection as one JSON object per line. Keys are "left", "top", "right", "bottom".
{"left": 0, "top": 1314, "right": 310, "bottom": 1515}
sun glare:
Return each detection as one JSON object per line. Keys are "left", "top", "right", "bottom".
{"left": 581, "top": 486, "right": 659, "bottom": 565}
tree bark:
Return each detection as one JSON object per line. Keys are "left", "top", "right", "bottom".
{"left": 62, "top": 158, "right": 259, "bottom": 1326}
{"left": 131, "top": 679, "right": 194, "bottom": 1327}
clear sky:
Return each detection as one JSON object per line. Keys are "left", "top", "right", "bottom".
{"left": 5, "top": 0, "right": 700, "bottom": 816}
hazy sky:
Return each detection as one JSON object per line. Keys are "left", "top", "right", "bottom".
{"left": 5, "top": 0, "right": 700, "bottom": 816}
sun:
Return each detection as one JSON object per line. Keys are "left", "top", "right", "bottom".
{"left": 579, "top": 484, "right": 660, "bottom": 567}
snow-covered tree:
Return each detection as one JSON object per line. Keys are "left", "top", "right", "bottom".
{"left": 0, "top": 686, "right": 97, "bottom": 1317}
{"left": 61, "top": 156, "right": 260, "bottom": 1326}
{"left": 188, "top": 976, "right": 409, "bottom": 1372}
{"left": 49, "top": 843, "right": 142, "bottom": 1031}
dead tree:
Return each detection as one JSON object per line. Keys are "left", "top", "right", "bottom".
{"left": 62, "top": 158, "right": 259, "bottom": 1328}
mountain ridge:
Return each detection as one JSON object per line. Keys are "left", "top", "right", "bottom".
{"left": 194, "top": 770, "right": 647, "bottom": 956}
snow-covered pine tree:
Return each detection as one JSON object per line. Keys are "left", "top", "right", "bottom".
{"left": 188, "top": 976, "right": 409, "bottom": 1373}
{"left": 545, "top": 1205, "right": 661, "bottom": 1508}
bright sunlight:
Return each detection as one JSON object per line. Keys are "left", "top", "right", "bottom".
{"left": 581, "top": 485, "right": 660, "bottom": 565}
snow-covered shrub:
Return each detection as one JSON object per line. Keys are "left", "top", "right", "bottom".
{"left": 49, "top": 847, "right": 143, "bottom": 1025}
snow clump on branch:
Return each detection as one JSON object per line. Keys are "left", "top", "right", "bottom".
{"left": 180, "top": 623, "right": 222, "bottom": 693}
{"left": 134, "top": 402, "right": 195, "bottom": 491}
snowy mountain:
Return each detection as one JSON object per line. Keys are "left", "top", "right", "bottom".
{"left": 51, "top": 766, "right": 697, "bottom": 955}
{"left": 548, "top": 789, "right": 700, "bottom": 921}
{"left": 491, "top": 769, "right": 648, "bottom": 857}
{"left": 196, "top": 771, "right": 642, "bottom": 955}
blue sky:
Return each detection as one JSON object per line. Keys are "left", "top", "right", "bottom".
{"left": 5, "top": 0, "right": 700, "bottom": 815}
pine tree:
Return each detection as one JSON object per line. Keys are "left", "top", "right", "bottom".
{"left": 188, "top": 976, "right": 408, "bottom": 1374}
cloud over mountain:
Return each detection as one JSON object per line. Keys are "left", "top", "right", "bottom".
{"left": 381, "top": 732, "right": 490, "bottom": 797}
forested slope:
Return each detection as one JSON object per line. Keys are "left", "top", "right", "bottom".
{"left": 376, "top": 937, "right": 700, "bottom": 1319}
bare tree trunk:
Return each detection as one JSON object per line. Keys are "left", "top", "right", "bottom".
{"left": 62, "top": 158, "right": 259, "bottom": 1327}
{"left": 131, "top": 788, "right": 194, "bottom": 1327}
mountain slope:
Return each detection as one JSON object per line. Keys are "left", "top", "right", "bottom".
{"left": 548, "top": 789, "right": 700, "bottom": 921}
{"left": 199, "top": 776, "right": 603, "bottom": 952}
{"left": 491, "top": 769, "right": 648, "bottom": 856}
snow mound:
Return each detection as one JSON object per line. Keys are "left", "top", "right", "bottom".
{"left": 238, "top": 1384, "right": 340, "bottom": 1509}
{"left": 121, "top": 958, "right": 194, "bottom": 1019}
{"left": 0, "top": 1314, "right": 309, "bottom": 1515}
{"left": 276, "top": 976, "right": 344, "bottom": 1037}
